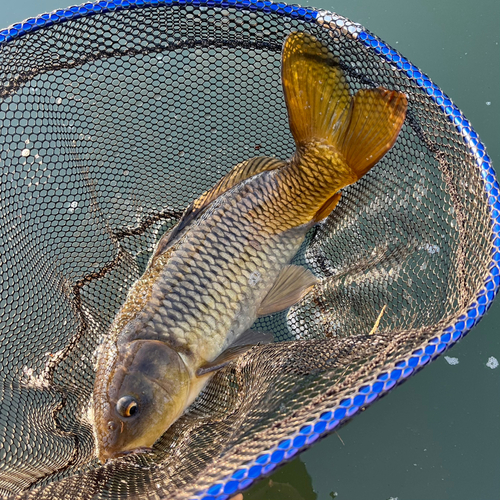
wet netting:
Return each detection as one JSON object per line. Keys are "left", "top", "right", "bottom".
{"left": 0, "top": 1, "right": 497, "bottom": 499}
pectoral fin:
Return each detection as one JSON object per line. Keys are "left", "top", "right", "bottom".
{"left": 232, "top": 329, "right": 274, "bottom": 346}
{"left": 257, "top": 265, "right": 318, "bottom": 317}
{"left": 196, "top": 330, "right": 273, "bottom": 376}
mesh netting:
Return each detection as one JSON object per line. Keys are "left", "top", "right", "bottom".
{"left": 0, "top": 2, "right": 496, "bottom": 499}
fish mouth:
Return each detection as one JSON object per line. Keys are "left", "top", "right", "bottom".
{"left": 98, "top": 447, "right": 153, "bottom": 464}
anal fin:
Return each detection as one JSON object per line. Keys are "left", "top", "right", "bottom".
{"left": 257, "top": 265, "right": 318, "bottom": 317}
{"left": 313, "top": 192, "right": 342, "bottom": 223}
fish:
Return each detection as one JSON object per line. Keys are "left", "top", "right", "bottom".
{"left": 92, "top": 30, "right": 407, "bottom": 462}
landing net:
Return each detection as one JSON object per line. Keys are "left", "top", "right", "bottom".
{"left": 0, "top": 1, "right": 497, "bottom": 499}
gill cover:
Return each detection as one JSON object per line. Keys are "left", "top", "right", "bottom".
{"left": 95, "top": 340, "right": 190, "bottom": 462}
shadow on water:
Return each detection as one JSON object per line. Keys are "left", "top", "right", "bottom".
{"left": 243, "top": 457, "right": 318, "bottom": 500}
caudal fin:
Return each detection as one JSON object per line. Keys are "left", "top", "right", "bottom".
{"left": 282, "top": 31, "right": 352, "bottom": 148}
{"left": 343, "top": 88, "right": 408, "bottom": 179}
{"left": 282, "top": 31, "right": 407, "bottom": 180}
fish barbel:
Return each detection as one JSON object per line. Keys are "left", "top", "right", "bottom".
{"left": 93, "top": 31, "right": 407, "bottom": 461}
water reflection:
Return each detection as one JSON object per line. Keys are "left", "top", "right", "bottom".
{"left": 243, "top": 458, "right": 317, "bottom": 500}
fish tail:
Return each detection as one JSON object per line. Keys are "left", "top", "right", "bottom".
{"left": 281, "top": 31, "right": 407, "bottom": 184}
{"left": 342, "top": 88, "right": 408, "bottom": 179}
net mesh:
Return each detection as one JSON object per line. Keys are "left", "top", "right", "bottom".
{"left": 0, "top": 2, "right": 493, "bottom": 499}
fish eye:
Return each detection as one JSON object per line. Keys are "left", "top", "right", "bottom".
{"left": 116, "top": 396, "right": 139, "bottom": 418}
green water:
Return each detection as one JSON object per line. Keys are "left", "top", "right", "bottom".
{"left": 1, "top": 1, "right": 499, "bottom": 499}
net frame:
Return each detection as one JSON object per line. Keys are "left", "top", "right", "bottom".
{"left": 0, "top": 1, "right": 498, "bottom": 499}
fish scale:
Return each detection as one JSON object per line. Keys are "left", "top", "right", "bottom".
{"left": 129, "top": 171, "right": 311, "bottom": 362}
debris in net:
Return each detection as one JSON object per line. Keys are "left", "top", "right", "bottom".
{"left": 369, "top": 304, "right": 387, "bottom": 335}
{"left": 420, "top": 243, "right": 440, "bottom": 254}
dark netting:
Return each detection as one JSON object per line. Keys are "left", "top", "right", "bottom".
{"left": 0, "top": 2, "right": 495, "bottom": 499}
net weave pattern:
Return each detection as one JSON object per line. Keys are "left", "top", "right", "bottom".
{"left": 0, "top": 2, "right": 496, "bottom": 499}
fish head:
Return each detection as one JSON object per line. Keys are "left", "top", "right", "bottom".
{"left": 93, "top": 339, "right": 191, "bottom": 462}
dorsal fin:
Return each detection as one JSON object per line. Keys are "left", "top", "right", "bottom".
{"left": 154, "top": 156, "right": 285, "bottom": 257}
{"left": 182, "top": 156, "right": 284, "bottom": 229}
{"left": 151, "top": 227, "right": 174, "bottom": 260}
{"left": 193, "top": 156, "right": 285, "bottom": 213}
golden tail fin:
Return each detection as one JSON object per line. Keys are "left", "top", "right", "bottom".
{"left": 343, "top": 88, "right": 408, "bottom": 179}
{"left": 282, "top": 31, "right": 352, "bottom": 148}
{"left": 282, "top": 31, "right": 407, "bottom": 180}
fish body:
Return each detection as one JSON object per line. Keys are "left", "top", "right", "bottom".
{"left": 93, "top": 31, "right": 407, "bottom": 461}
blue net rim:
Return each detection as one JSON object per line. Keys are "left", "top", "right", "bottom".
{"left": 1, "top": 1, "right": 498, "bottom": 499}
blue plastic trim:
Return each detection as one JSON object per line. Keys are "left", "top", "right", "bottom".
{"left": 0, "top": 0, "right": 318, "bottom": 44}
{"left": 1, "top": 2, "right": 497, "bottom": 499}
